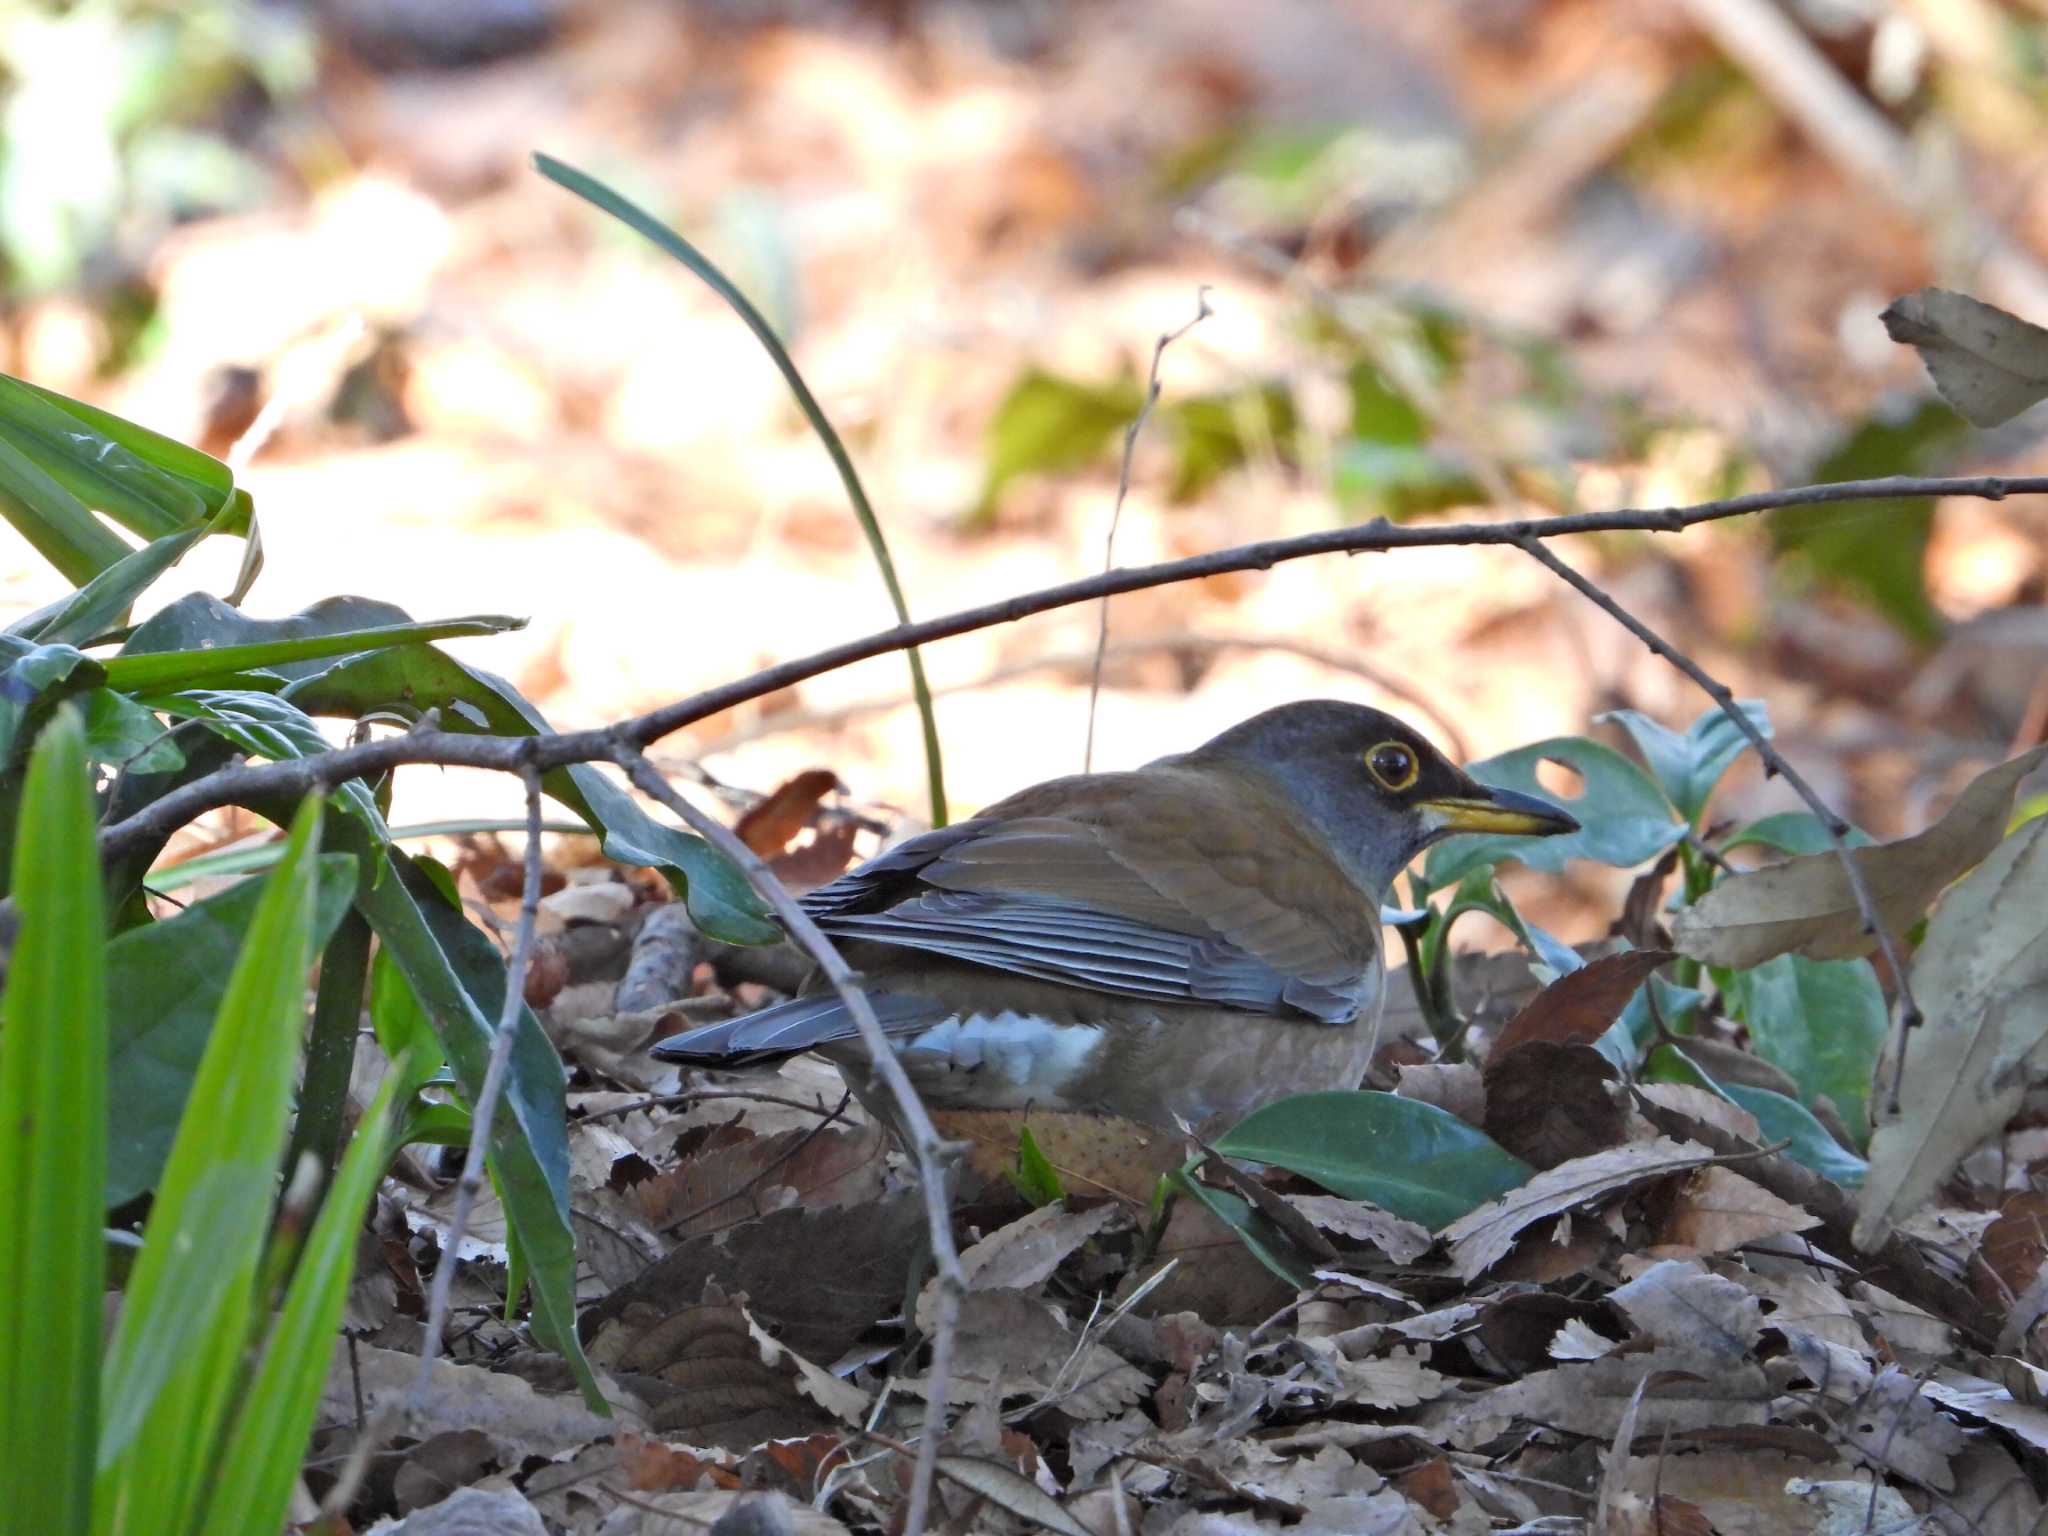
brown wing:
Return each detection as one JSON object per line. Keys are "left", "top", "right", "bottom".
{"left": 796, "top": 765, "right": 1380, "bottom": 1022}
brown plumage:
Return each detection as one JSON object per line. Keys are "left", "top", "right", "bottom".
{"left": 654, "top": 700, "right": 1577, "bottom": 1130}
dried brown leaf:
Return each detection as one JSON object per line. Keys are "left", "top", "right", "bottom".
{"left": 1646, "top": 1165, "right": 1819, "bottom": 1257}
{"left": 1490, "top": 948, "right": 1672, "bottom": 1055}
{"left": 1672, "top": 745, "right": 2048, "bottom": 968}
{"left": 735, "top": 769, "right": 841, "bottom": 856}
{"left": 1881, "top": 287, "right": 2048, "bottom": 426}
{"left": 1856, "top": 816, "right": 2048, "bottom": 1249}
{"left": 1439, "top": 1137, "right": 1716, "bottom": 1279}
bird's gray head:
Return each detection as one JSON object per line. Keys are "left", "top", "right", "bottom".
{"left": 1179, "top": 700, "right": 1579, "bottom": 897}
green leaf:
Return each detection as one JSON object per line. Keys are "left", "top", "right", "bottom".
{"left": 1163, "top": 383, "right": 1297, "bottom": 501}
{"left": 104, "top": 612, "right": 524, "bottom": 692}
{"left": 371, "top": 947, "right": 447, "bottom": 1099}
{"left": 11, "top": 377, "right": 237, "bottom": 525}
{"left": 533, "top": 153, "right": 947, "bottom": 828}
{"left": 972, "top": 367, "right": 1144, "bottom": 522}
{"left": 1211, "top": 1090, "right": 1532, "bottom": 1231}
{"left": 1723, "top": 811, "right": 1875, "bottom": 858}
{"left": 118, "top": 594, "right": 416, "bottom": 680}
{"left": 143, "top": 688, "right": 388, "bottom": 847}
{"left": 103, "top": 855, "right": 358, "bottom": 1206}
{"left": 97, "top": 797, "right": 325, "bottom": 1531}
{"left": 1331, "top": 440, "right": 1483, "bottom": 520}
{"left": 1165, "top": 1171, "right": 1314, "bottom": 1289}
{"left": 287, "top": 643, "right": 778, "bottom": 944}
{"left": 197, "top": 1064, "right": 405, "bottom": 1536}
{"left": 1599, "top": 700, "right": 1771, "bottom": 825}
{"left": 0, "top": 634, "right": 105, "bottom": 765}
{"left": 354, "top": 847, "right": 603, "bottom": 1409}
{"left": 1640, "top": 1046, "right": 1867, "bottom": 1187}
{"left": 0, "top": 424, "right": 143, "bottom": 584}
{"left": 1774, "top": 396, "right": 1968, "bottom": 644}
{"left": 1720, "top": 1083, "right": 1868, "bottom": 1188}
{"left": 1347, "top": 360, "right": 1427, "bottom": 444}
{"left": 0, "top": 708, "right": 106, "bottom": 1536}
{"left": 1725, "top": 955, "right": 1887, "bottom": 1145}
{"left": 82, "top": 689, "right": 184, "bottom": 774}
{"left": 1420, "top": 736, "right": 1683, "bottom": 893}
{"left": 1007, "top": 1126, "right": 1066, "bottom": 1207}
{"left": 9, "top": 521, "right": 210, "bottom": 645}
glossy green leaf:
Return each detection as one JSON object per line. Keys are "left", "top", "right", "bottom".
{"left": 534, "top": 153, "right": 947, "bottom": 827}
{"left": 1166, "top": 1172, "right": 1314, "bottom": 1290}
{"left": 1007, "top": 1126, "right": 1066, "bottom": 1207}
{"left": 103, "top": 854, "right": 357, "bottom": 1205}
{"left": 97, "top": 797, "right": 324, "bottom": 1532}
{"left": 354, "top": 846, "right": 602, "bottom": 1409}
{"left": 198, "top": 1064, "right": 405, "bottom": 1536}
{"left": 1723, "top": 811, "right": 1875, "bottom": 858}
{"left": 1599, "top": 700, "right": 1770, "bottom": 825}
{"left": 119, "top": 594, "right": 413, "bottom": 679}
{"left": 1725, "top": 954, "right": 1887, "bottom": 1145}
{"left": 287, "top": 643, "right": 778, "bottom": 944}
{"left": 1720, "top": 1082, "right": 1868, "bottom": 1188}
{"left": 104, "top": 612, "right": 523, "bottom": 692}
{"left": 0, "top": 634, "right": 105, "bottom": 765}
{"left": 1421, "top": 736, "right": 1683, "bottom": 892}
{"left": 1212, "top": 1090, "right": 1532, "bottom": 1231}
{"left": 0, "top": 709, "right": 106, "bottom": 1536}
{"left": 0, "top": 428, "right": 136, "bottom": 583}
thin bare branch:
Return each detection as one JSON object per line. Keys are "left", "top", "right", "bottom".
{"left": 96, "top": 471, "right": 2048, "bottom": 866}
{"left": 1516, "top": 535, "right": 1925, "bottom": 1111}
{"left": 1086, "top": 287, "right": 1211, "bottom": 771}
{"left": 414, "top": 760, "right": 548, "bottom": 1403}
{"left": 610, "top": 746, "right": 965, "bottom": 1536}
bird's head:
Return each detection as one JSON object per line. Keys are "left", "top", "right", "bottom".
{"left": 1185, "top": 699, "right": 1580, "bottom": 896}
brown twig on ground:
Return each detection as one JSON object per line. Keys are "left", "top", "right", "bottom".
{"left": 1086, "top": 287, "right": 1211, "bottom": 772}
{"left": 610, "top": 745, "right": 965, "bottom": 1536}
{"left": 1517, "top": 535, "right": 1924, "bottom": 1110}
{"left": 95, "top": 472, "right": 2048, "bottom": 866}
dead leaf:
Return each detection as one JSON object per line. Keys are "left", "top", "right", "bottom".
{"left": 934, "top": 1107, "right": 1181, "bottom": 1204}
{"left": 1882, "top": 287, "right": 2048, "bottom": 426}
{"left": 915, "top": 1201, "right": 1129, "bottom": 1330}
{"left": 1973, "top": 1191, "right": 2048, "bottom": 1311}
{"left": 1672, "top": 744, "right": 2048, "bottom": 968}
{"left": 1646, "top": 1165, "right": 1819, "bottom": 1257}
{"left": 1482, "top": 1040, "right": 1625, "bottom": 1168}
{"left": 1490, "top": 949, "right": 1672, "bottom": 1054}
{"left": 1856, "top": 816, "right": 2048, "bottom": 1249}
{"left": 736, "top": 769, "right": 841, "bottom": 856}
{"left": 1283, "top": 1195, "right": 1432, "bottom": 1264}
{"left": 1440, "top": 1138, "right": 1717, "bottom": 1279}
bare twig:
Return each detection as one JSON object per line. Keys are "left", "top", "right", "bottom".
{"left": 1517, "top": 536, "right": 1924, "bottom": 1111}
{"left": 414, "top": 760, "right": 547, "bottom": 1401}
{"left": 610, "top": 746, "right": 964, "bottom": 1536}
{"left": 96, "top": 472, "right": 2048, "bottom": 866}
{"left": 1086, "top": 288, "right": 1212, "bottom": 771}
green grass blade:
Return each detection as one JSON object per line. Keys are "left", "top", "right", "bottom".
{"left": 0, "top": 708, "right": 108, "bottom": 1536}
{"left": 0, "top": 434, "right": 133, "bottom": 585}
{"left": 533, "top": 152, "right": 948, "bottom": 826}
{"left": 197, "top": 1062, "right": 405, "bottom": 1536}
{"left": 100, "top": 615, "right": 526, "bottom": 692}
{"left": 96, "top": 797, "right": 325, "bottom": 1535}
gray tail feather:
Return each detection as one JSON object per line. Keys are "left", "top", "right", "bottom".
{"left": 650, "top": 991, "right": 945, "bottom": 1066}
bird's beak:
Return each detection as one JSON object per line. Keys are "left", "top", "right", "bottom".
{"left": 1418, "top": 784, "right": 1580, "bottom": 838}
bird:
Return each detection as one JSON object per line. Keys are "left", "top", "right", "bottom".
{"left": 653, "top": 700, "right": 1578, "bottom": 1131}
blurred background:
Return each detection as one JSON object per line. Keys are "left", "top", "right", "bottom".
{"left": 2, "top": 0, "right": 2044, "bottom": 939}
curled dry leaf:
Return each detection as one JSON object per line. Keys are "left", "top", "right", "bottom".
{"left": 735, "top": 768, "right": 842, "bottom": 856}
{"left": 1881, "top": 287, "right": 2048, "bottom": 427}
{"left": 915, "top": 1200, "right": 1128, "bottom": 1331}
{"left": 1439, "top": 1138, "right": 1717, "bottom": 1279}
{"left": 1645, "top": 1166, "right": 1818, "bottom": 1259}
{"left": 1855, "top": 817, "right": 2048, "bottom": 1250}
{"left": 1489, "top": 948, "right": 1672, "bottom": 1055}
{"left": 1672, "top": 744, "right": 2048, "bottom": 968}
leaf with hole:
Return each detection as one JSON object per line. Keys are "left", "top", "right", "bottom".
{"left": 1600, "top": 700, "right": 1770, "bottom": 826}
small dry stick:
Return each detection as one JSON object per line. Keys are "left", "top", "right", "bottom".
{"left": 611, "top": 747, "right": 965, "bottom": 1536}
{"left": 1085, "top": 287, "right": 1212, "bottom": 771}
{"left": 1516, "top": 535, "right": 1924, "bottom": 1112}
{"left": 413, "top": 759, "right": 548, "bottom": 1401}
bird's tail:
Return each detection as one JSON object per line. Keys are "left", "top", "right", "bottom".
{"left": 649, "top": 991, "right": 945, "bottom": 1067}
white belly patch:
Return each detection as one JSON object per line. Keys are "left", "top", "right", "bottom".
{"left": 893, "top": 1011, "right": 1104, "bottom": 1109}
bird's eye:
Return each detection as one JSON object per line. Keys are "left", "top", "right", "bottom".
{"left": 1365, "top": 741, "right": 1419, "bottom": 791}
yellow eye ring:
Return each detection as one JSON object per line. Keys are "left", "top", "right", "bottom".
{"left": 1365, "top": 741, "right": 1419, "bottom": 792}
